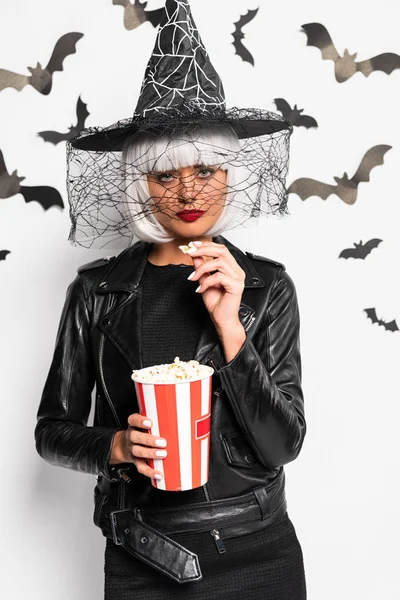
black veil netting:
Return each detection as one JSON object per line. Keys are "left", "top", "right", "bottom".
{"left": 66, "top": 103, "right": 293, "bottom": 250}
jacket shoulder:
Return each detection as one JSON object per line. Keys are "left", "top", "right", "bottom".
{"left": 245, "top": 251, "right": 286, "bottom": 271}
{"left": 77, "top": 256, "right": 116, "bottom": 275}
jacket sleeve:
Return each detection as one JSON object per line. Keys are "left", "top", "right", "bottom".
{"left": 34, "top": 273, "right": 123, "bottom": 479}
{"left": 212, "top": 268, "right": 306, "bottom": 469}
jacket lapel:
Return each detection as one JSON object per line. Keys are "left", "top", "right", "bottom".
{"left": 94, "top": 235, "right": 265, "bottom": 370}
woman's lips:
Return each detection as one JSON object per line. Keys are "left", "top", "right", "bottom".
{"left": 176, "top": 210, "right": 205, "bottom": 222}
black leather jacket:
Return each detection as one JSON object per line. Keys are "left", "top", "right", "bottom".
{"left": 34, "top": 234, "right": 306, "bottom": 540}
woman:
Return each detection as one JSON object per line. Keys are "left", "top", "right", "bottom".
{"left": 35, "top": 1, "right": 307, "bottom": 597}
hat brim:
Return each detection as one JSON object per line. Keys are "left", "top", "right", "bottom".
{"left": 70, "top": 112, "right": 292, "bottom": 152}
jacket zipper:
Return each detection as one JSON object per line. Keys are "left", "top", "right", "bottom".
{"left": 117, "top": 469, "right": 131, "bottom": 483}
{"left": 99, "top": 336, "right": 122, "bottom": 428}
{"left": 244, "top": 314, "right": 256, "bottom": 332}
{"left": 208, "top": 356, "right": 217, "bottom": 373}
{"left": 203, "top": 356, "right": 227, "bottom": 554}
{"left": 210, "top": 529, "right": 226, "bottom": 554}
{"left": 99, "top": 293, "right": 130, "bottom": 492}
{"left": 204, "top": 483, "right": 226, "bottom": 554}
{"left": 99, "top": 293, "right": 121, "bottom": 428}
{"left": 203, "top": 481, "right": 211, "bottom": 501}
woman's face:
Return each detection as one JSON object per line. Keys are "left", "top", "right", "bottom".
{"left": 146, "top": 164, "right": 227, "bottom": 239}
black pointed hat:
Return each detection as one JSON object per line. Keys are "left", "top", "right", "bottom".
{"left": 71, "top": 0, "right": 290, "bottom": 151}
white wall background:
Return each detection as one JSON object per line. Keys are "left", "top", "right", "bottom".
{"left": 1, "top": 0, "right": 399, "bottom": 598}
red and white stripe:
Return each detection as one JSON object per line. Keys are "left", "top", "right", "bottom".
{"left": 134, "top": 376, "right": 212, "bottom": 491}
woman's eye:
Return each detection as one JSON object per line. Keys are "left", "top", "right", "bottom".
{"left": 158, "top": 173, "right": 174, "bottom": 182}
{"left": 198, "top": 168, "right": 214, "bottom": 178}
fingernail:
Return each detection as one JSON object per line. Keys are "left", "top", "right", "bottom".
{"left": 155, "top": 450, "right": 167, "bottom": 457}
{"left": 195, "top": 285, "right": 201, "bottom": 293}
{"left": 192, "top": 241, "right": 203, "bottom": 245}
{"left": 187, "top": 271, "right": 195, "bottom": 280}
{"left": 142, "top": 419, "right": 152, "bottom": 428}
{"left": 155, "top": 439, "right": 167, "bottom": 447}
{"left": 154, "top": 474, "right": 163, "bottom": 480}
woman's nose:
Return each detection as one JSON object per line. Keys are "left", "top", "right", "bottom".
{"left": 178, "top": 178, "right": 196, "bottom": 203}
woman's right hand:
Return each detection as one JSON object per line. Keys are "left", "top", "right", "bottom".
{"left": 109, "top": 413, "right": 167, "bottom": 481}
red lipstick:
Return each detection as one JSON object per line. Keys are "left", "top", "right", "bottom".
{"left": 176, "top": 210, "right": 205, "bottom": 222}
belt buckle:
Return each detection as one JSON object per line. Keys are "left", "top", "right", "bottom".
{"left": 109, "top": 509, "right": 203, "bottom": 583}
{"left": 110, "top": 509, "right": 130, "bottom": 545}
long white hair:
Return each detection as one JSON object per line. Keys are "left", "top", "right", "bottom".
{"left": 121, "top": 123, "right": 249, "bottom": 243}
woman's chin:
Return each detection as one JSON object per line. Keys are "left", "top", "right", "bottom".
{"left": 164, "top": 218, "right": 215, "bottom": 239}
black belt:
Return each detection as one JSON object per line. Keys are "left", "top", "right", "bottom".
{"left": 109, "top": 473, "right": 287, "bottom": 584}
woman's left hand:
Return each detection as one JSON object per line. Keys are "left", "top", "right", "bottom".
{"left": 185, "top": 241, "right": 246, "bottom": 331}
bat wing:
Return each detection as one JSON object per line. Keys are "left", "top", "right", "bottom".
{"left": 0, "top": 68, "right": 30, "bottom": 92}
{"left": 37, "top": 130, "right": 69, "bottom": 144}
{"left": 234, "top": 8, "right": 260, "bottom": 31}
{"left": 339, "top": 247, "right": 358, "bottom": 259}
{"left": 75, "top": 95, "right": 90, "bottom": 130}
{"left": 0, "top": 149, "right": 7, "bottom": 176}
{"left": 0, "top": 250, "right": 11, "bottom": 261}
{"left": 297, "top": 114, "right": 318, "bottom": 129}
{"left": 356, "top": 53, "right": 400, "bottom": 77}
{"left": 232, "top": 39, "right": 254, "bottom": 65}
{"left": 273, "top": 98, "right": 292, "bottom": 120}
{"left": 301, "top": 23, "right": 340, "bottom": 62}
{"left": 384, "top": 319, "right": 399, "bottom": 332}
{"left": 288, "top": 178, "right": 338, "bottom": 200}
{"left": 364, "top": 308, "right": 379, "bottom": 324}
{"left": 113, "top": 0, "right": 129, "bottom": 5}
{"left": 45, "top": 32, "right": 83, "bottom": 74}
{"left": 19, "top": 185, "right": 64, "bottom": 210}
{"left": 362, "top": 238, "right": 383, "bottom": 256}
{"left": 145, "top": 7, "right": 164, "bottom": 28}
{"left": 350, "top": 145, "right": 392, "bottom": 185}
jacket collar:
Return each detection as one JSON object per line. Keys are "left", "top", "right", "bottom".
{"left": 95, "top": 235, "right": 265, "bottom": 293}
{"left": 94, "top": 235, "right": 264, "bottom": 370}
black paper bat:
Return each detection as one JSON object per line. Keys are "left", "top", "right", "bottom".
{"left": 288, "top": 145, "right": 391, "bottom": 205}
{"left": 273, "top": 98, "right": 318, "bottom": 128}
{"left": 0, "top": 32, "right": 83, "bottom": 95}
{"left": 19, "top": 186, "right": 64, "bottom": 210}
{"left": 0, "top": 149, "right": 64, "bottom": 210}
{"left": 364, "top": 308, "right": 399, "bottom": 332}
{"left": 0, "top": 250, "right": 10, "bottom": 261}
{"left": 301, "top": 23, "right": 400, "bottom": 83}
{"left": 232, "top": 8, "right": 259, "bottom": 66}
{"left": 38, "top": 96, "right": 90, "bottom": 145}
{"left": 113, "top": 0, "right": 164, "bottom": 29}
{"left": 339, "top": 239, "right": 383, "bottom": 259}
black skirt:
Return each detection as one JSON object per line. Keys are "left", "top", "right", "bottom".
{"left": 104, "top": 510, "right": 307, "bottom": 599}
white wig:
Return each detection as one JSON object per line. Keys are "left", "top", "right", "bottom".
{"left": 121, "top": 123, "right": 250, "bottom": 243}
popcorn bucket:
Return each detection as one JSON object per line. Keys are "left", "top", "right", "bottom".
{"left": 132, "top": 363, "right": 214, "bottom": 491}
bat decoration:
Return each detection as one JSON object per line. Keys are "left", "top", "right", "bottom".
{"left": 288, "top": 145, "right": 391, "bottom": 205}
{"left": 301, "top": 23, "right": 400, "bottom": 83}
{"left": 339, "top": 239, "right": 383, "bottom": 260}
{"left": 113, "top": 0, "right": 164, "bottom": 30}
{"left": 0, "top": 32, "right": 83, "bottom": 95}
{"left": 339, "top": 238, "right": 382, "bottom": 259}
{"left": 232, "top": 8, "right": 259, "bottom": 66}
{"left": 0, "top": 149, "right": 64, "bottom": 210}
{"left": 38, "top": 96, "right": 90, "bottom": 145}
{"left": 0, "top": 250, "right": 10, "bottom": 261}
{"left": 273, "top": 98, "right": 318, "bottom": 129}
{"left": 364, "top": 308, "right": 399, "bottom": 333}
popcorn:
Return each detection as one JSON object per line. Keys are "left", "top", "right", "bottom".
{"left": 132, "top": 356, "right": 213, "bottom": 384}
{"left": 178, "top": 241, "right": 197, "bottom": 254}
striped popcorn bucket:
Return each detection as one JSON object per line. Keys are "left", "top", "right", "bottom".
{"left": 132, "top": 366, "right": 213, "bottom": 491}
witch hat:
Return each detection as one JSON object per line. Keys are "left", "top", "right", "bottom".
{"left": 71, "top": 0, "right": 290, "bottom": 151}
